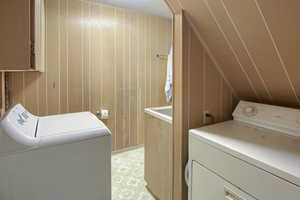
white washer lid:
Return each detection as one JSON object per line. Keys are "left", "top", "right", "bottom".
{"left": 37, "top": 112, "right": 110, "bottom": 146}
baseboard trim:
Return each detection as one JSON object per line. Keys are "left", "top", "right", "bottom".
{"left": 112, "top": 144, "right": 144, "bottom": 155}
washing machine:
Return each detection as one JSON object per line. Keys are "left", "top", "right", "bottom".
{"left": 0, "top": 104, "right": 111, "bottom": 200}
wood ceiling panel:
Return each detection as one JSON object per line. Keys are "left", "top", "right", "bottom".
{"left": 256, "top": 0, "right": 300, "bottom": 104}
{"left": 206, "top": 0, "right": 272, "bottom": 103}
{"left": 178, "top": 0, "right": 300, "bottom": 108}
{"left": 222, "top": 0, "right": 299, "bottom": 106}
{"left": 180, "top": 0, "right": 257, "bottom": 99}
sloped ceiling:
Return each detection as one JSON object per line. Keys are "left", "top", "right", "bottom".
{"left": 178, "top": 0, "right": 300, "bottom": 108}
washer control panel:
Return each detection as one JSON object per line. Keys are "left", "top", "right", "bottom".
{"left": 233, "top": 101, "right": 300, "bottom": 138}
{"left": 2, "top": 104, "right": 38, "bottom": 139}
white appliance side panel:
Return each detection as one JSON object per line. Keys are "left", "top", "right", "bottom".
{"left": 0, "top": 136, "right": 111, "bottom": 200}
{"left": 190, "top": 161, "right": 256, "bottom": 200}
{"left": 0, "top": 132, "right": 29, "bottom": 156}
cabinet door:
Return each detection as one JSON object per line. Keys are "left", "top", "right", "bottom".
{"left": 144, "top": 114, "right": 172, "bottom": 200}
{"left": 190, "top": 161, "right": 256, "bottom": 200}
{"left": 0, "top": 0, "right": 33, "bottom": 70}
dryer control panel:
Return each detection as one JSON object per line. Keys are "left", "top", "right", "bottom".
{"left": 233, "top": 101, "right": 300, "bottom": 138}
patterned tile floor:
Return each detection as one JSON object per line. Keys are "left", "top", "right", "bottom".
{"left": 112, "top": 147, "right": 155, "bottom": 200}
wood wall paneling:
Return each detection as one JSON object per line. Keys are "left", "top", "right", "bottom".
{"left": 9, "top": 73, "right": 25, "bottom": 106}
{"left": 203, "top": 53, "right": 223, "bottom": 122}
{"left": 8, "top": 0, "right": 172, "bottom": 152}
{"left": 46, "top": 0, "right": 60, "bottom": 115}
{"left": 102, "top": 5, "right": 116, "bottom": 149}
{"left": 24, "top": 73, "right": 39, "bottom": 114}
{"left": 59, "top": 0, "right": 69, "bottom": 114}
{"left": 68, "top": 0, "right": 83, "bottom": 113}
{"left": 177, "top": 0, "right": 300, "bottom": 108}
{"left": 187, "top": 30, "right": 204, "bottom": 126}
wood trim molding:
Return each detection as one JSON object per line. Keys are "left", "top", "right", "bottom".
{"left": 164, "top": 0, "right": 182, "bottom": 14}
{"left": 34, "top": 0, "right": 46, "bottom": 72}
{"left": 172, "top": 10, "right": 186, "bottom": 200}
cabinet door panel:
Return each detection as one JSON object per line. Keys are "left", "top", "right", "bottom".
{"left": 0, "top": 0, "right": 32, "bottom": 70}
{"left": 144, "top": 114, "right": 172, "bottom": 200}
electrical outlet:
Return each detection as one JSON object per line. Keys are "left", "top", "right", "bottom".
{"left": 203, "top": 111, "right": 214, "bottom": 125}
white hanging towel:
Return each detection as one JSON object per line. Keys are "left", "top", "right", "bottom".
{"left": 165, "top": 47, "right": 173, "bottom": 102}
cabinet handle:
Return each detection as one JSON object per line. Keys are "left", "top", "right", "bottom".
{"left": 224, "top": 188, "right": 243, "bottom": 200}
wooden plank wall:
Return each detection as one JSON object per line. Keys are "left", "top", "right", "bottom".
{"left": 172, "top": 12, "right": 238, "bottom": 200}
{"left": 184, "top": 19, "right": 237, "bottom": 128}
{"left": 7, "top": 0, "right": 172, "bottom": 151}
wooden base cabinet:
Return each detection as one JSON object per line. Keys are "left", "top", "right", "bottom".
{"left": 0, "top": 0, "right": 45, "bottom": 71}
{"left": 144, "top": 114, "right": 172, "bottom": 200}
